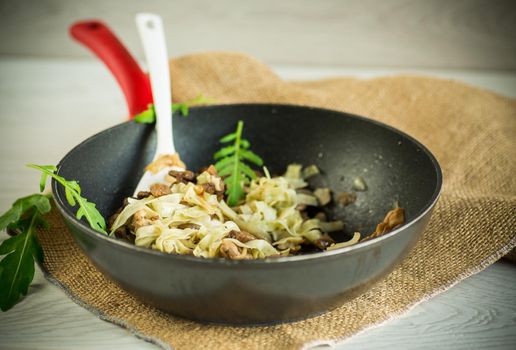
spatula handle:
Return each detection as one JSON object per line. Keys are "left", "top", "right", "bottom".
{"left": 136, "top": 14, "right": 175, "bottom": 156}
{"left": 70, "top": 20, "right": 152, "bottom": 118}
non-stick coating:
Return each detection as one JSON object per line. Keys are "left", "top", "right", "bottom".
{"left": 53, "top": 104, "right": 441, "bottom": 324}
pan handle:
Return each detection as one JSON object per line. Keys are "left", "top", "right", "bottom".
{"left": 70, "top": 20, "right": 152, "bottom": 118}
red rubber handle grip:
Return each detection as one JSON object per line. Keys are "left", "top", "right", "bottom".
{"left": 70, "top": 20, "right": 152, "bottom": 118}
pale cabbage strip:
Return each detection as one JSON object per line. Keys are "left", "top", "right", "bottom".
{"left": 326, "top": 232, "right": 361, "bottom": 250}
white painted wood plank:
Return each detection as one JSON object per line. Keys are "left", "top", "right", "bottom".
{"left": 0, "top": 58, "right": 514, "bottom": 350}
{"left": 329, "top": 262, "right": 516, "bottom": 350}
{"left": 0, "top": 0, "right": 515, "bottom": 69}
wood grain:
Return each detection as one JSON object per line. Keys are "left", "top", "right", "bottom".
{"left": 0, "top": 0, "right": 515, "bottom": 69}
{"left": 0, "top": 58, "right": 514, "bottom": 349}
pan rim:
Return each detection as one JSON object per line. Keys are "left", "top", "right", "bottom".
{"left": 52, "top": 102, "right": 443, "bottom": 266}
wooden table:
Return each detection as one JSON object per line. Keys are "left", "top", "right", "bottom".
{"left": 0, "top": 58, "right": 515, "bottom": 349}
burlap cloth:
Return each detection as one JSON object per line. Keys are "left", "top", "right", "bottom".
{"left": 36, "top": 52, "right": 516, "bottom": 350}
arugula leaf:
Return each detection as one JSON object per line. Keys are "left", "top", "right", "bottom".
{"left": 133, "top": 104, "right": 156, "bottom": 123}
{"left": 240, "top": 149, "right": 263, "bottom": 166}
{"left": 219, "top": 132, "right": 236, "bottom": 143}
{"left": 27, "top": 164, "right": 107, "bottom": 234}
{"left": 0, "top": 163, "right": 109, "bottom": 312}
{"left": 0, "top": 194, "right": 50, "bottom": 311}
{"left": 214, "top": 121, "right": 265, "bottom": 206}
{"left": 134, "top": 94, "right": 214, "bottom": 123}
{"left": 172, "top": 94, "right": 214, "bottom": 117}
{"left": 0, "top": 194, "right": 51, "bottom": 230}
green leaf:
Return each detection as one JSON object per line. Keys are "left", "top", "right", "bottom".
{"left": 173, "top": 103, "right": 191, "bottom": 116}
{"left": 0, "top": 206, "right": 22, "bottom": 231}
{"left": 0, "top": 194, "right": 50, "bottom": 230}
{"left": 240, "top": 139, "right": 250, "bottom": 149}
{"left": 38, "top": 165, "right": 58, "bottom": 173}
{"left": 27, "top": 164, "right": 107, "bottom": 234}
{"left": 188, "top": 94, "right": 215, "bottom": 105}
{"left": 64, "top": 180, "right": 81, "bottom": 205}
{"left": 0, "top": 233, "right": 24, "bottom": 255}
{"left": 240, "top": 149, "right": 264, "bottom": 166}
{"left": 238, "top": 162, "right": 257, "bottom": 180}
{"left": 38, "top": 165, "right": 58, "bottom": 192}
{"left": 134, "top": 104, "right": 156, "bottom": 124}
{"left": 39, "top": 173, "right": 47, "bottom": 193}
{"left": 0, "top": 212, "right": 45, "bottom": 311}
{"left": 213, "top": 145, "right": 235, "bottom": 159}
{"left": 36, "top": 165, "right": 56, "bottom": 193}
{"left": 225, "top": 174, "right": 245, "bottom": 206}
{"left": 65, "top": 187, "right": 76, "bottom": 206}
{"left": 214, "top": 157, "right": 235, "bottom": 172}
{"left": 0, "top": 169, "right": 59, "bottom": 311}
{"left": 213, "top": 120, "right": 265, "bottom": 206}
{"left": 217, "top": 165, "right": 234, "bottom": 177}
{"left": 219, "top": 132, "right": 236, "bottom": 143}
{"left": 76, "top": 201, "right": 106, "bottom": 233}
{"left": 177, "top": 94, "right": 215, "bottom": 116}
{"left": 135, "top": 95, "right": 214, "bottom": 121}
{"left": 31, "top": 235, "right": 44, "bottom": 264}
{"left": 67, "top": 180, "right": 81, "bottom": 195}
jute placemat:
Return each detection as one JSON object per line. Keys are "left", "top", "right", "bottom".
{"left": 36, "top": 52, "right": 516, "bottom": 350}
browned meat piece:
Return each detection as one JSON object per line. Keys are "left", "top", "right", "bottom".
{"left": 114, "top": 226, "right": 135, "bottom": 243}
{"left": 228, "top": 230, "right": 256, "bottom": 243}
{"left": 364, "top": 207, "right": 405, "bottom": 241}
{"left": 108, "top": 213, "right": 119, "bottom": 228}
{"left": 201, "top": 182, "right": 216, "bottom": 195}
{"left": 177, "top": 223, "right": 201, "bottom": 230}
{"left": 168, "top": 169, "right": 195, "bottom": 183}
{"left": 336, "top": 191, "right": 357, "bottom": 206}
{"left": 215, "top": 182, "right": 225, "bottom": 201}
{"left": 206, "top": 165, "right": 218, "bottom": 176}
{"left": 136, "top": 191, "right": 152, "bottom": 199}
{"left": 219, "top": 240, "right": 249, "bottom": 260}
{"left": 108, "top": 199, "right": 131, "bottom": 228}
{"left": 150, "top": 183, "right": 171, "bottom": 197}
{"left": 313, "top": 233, "right": 335, "bottom": 250}
{"left": 196, "top": 166, "right": 225, "bottom": 200}
{"left": 131, "top": 209, "right": 158, "bottom": 230}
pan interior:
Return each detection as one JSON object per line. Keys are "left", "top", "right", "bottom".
{"left": 56, "top": 104, "right": 440, "bottom": 242}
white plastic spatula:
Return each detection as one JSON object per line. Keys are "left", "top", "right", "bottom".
{"left": 133, "top": 13, "right": 184, "bottom": 196}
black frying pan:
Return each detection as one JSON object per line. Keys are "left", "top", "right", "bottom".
{"left": 53, "top": 104, "right": 441, "bottom": 324}
{"left": 53, "top": 21, "right": 442, "bottom": 324}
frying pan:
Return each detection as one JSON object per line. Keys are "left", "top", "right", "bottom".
{"left": 54, "top": 21, "right": 442, "bottom": 325}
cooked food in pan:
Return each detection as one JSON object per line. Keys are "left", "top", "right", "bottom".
{"left": 109, "top": 164, "right": 405, "bottom": 259}
{"left": 108, "top": 123, "right": 405, "bottom": 259}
